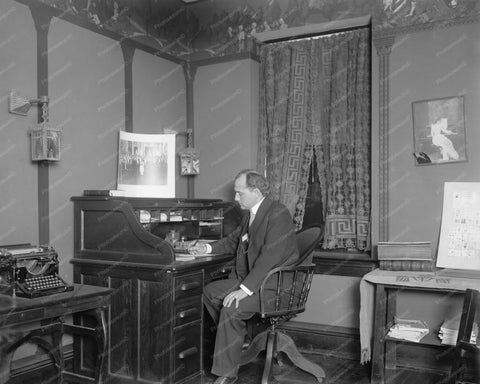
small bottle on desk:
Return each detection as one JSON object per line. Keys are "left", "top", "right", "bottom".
{"left": 176, "top": 236, "right": 188, "bottom": 250}
{"left": 165, "top": 229, "right": 180, "bottom": 247}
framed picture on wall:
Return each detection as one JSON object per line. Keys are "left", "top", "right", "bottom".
{"left": 412, "top": 95, "right": 467, "bottom": 165}
{"left": 117, "top": 131, "right": 176, "bottom": 197}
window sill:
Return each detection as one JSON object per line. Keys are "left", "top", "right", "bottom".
{"left": 312, "top": 248, "right": 377, "bottom": 277}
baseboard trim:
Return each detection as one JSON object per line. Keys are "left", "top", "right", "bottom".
{"left": 279, "top": 321, "right": 360, "bottom": 360}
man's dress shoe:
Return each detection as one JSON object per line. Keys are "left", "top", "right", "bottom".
{"left": 213, "top": 376, "right": 238, "bottom": 384}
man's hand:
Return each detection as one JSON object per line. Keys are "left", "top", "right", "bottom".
{"left": 187, "top": 241, "right": 208, "bottom": 255}
{"left": 223, "top": 289, "right": 248, "bottom": 308}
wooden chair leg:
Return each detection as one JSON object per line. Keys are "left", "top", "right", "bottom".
{"left": 240, "top": 331, "right": 268, "bottom": 366}
{"left": 275, "top": 331, "right": 325, "bottom": 383}
{"left": 261, "top": 329, "right": 276, "bottom": 384}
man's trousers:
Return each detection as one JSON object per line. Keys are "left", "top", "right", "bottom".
{"left": 203, "top": 278, "right": 260, "bottom": 378}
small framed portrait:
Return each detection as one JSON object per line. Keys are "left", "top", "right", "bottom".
{"left": 30, "top": 126, "right": 61, "bottom": 161}
{"left": 179, "top": 148, "right": 200, "bottom": 176}
{"left": 412, "top": 96, "right": 467, "bottom": 165}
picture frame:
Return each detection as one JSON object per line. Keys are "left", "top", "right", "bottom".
{"left": 30, "top": 125, "right": 61, "bottom": 161}
{"left": 117, "top": 132, "right": 176, "bottom": 197}
{"left": 412, "top": 95, "right": 467, "bottom": 165}
{"left": 179, "top": 147, "right": 200, "bottom": 176}
{"left": 436, "top": 182, "right": 480, "bottom": 271}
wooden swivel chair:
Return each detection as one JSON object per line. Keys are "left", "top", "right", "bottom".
{"left": 449, "top": 288, "right": 480, "bottom": 384}
{"left": 240, "top": 224, "right": 326, "bottom": 384}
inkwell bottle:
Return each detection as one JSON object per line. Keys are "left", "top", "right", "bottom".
{"left": 166, "top": 229, "right": 180, "bottom": 247}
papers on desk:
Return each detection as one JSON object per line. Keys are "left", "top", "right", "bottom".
{"left": 175, "top": 254, "right": 196, "bottom": 261}
{"left": 387, "top": 318, "right": 429, "bottom": 343}
{"left": 191, "top": 253, "right": 219, "bottom": 258}
{"left": 174, "top": 249, "right": 220, "bottom": 261}
{"left": 6, "top": 246, "right": 42, "bottom": 255}
{"left": 438, "top": 317, "right": 478, "bottom": 345}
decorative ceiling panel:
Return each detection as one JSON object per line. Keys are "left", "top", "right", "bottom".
{"left": 37, "top": 0, "right": 480, "bottom": 60}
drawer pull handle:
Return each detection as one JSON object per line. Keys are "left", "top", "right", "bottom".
{"left": 178, "top": 347, "right": 198, "bottom": 359}
{"left": 180, "top": 282, "right": 200, "bottom": 291}
{"left": 178, "top": 308, "right": 199, "bottom": 319}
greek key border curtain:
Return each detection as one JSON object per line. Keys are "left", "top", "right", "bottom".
{"left": 257, "top": 27, "right": 371, "bottom": 250}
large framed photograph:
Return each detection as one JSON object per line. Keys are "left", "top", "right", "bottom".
{"left": 117, "top": 131, "right": 176, "bottom": 197}
{"left": 412, "top": 96, "right": 467, "bottom": 165}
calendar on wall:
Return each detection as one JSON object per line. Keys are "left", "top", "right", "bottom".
{"left": 436, "top": 182, "right": 480, "bottom": 271}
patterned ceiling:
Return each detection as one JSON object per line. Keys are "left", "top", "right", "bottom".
{"left": 40, "top": 0, "right": 480, "bottom": 60}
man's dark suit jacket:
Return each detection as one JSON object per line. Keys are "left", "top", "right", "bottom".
{"left": 210, "top": 197, "right": 299, "bottom": 293}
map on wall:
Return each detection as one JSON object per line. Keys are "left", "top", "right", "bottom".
{"left": 117, "top": 131, "right": 176, "bottom": 198}
{"left": 437, "top": 182, "right": 480, "bottom": 271}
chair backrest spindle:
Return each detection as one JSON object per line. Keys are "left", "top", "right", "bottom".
{"left": 258, "top": 224, "right": 323, "bottom": 321}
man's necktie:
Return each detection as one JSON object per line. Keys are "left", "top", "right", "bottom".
{"left": 249, "top": 212, "right": 255, "bottom": 227}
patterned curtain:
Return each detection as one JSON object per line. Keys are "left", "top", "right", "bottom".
{"left": 257, "top": 38, "right": 322, "bottom": 229}
{"left": 317, "top": 29, "right": 371, "bottom": 251}
{"left": 257, "top": 27, "right": 371, "bottom": 251}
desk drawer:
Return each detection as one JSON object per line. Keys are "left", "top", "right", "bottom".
{"left": 174, "top": 297, "right": 202, "bottom": 327}
{"left": 174, "top": 323, "right": 201, "bottom": 382}
{"left": 204, "top": 263, "right": 232, "bottom": 283}
{"left": 175, "top": 272, "right": 203, "bottom": 301}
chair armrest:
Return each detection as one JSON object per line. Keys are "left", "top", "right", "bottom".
{"left": 260, "top": 264, "right": 314, "bottom": 288}
{"left": 258, "top": 264, "right": 315, "bottom": 318}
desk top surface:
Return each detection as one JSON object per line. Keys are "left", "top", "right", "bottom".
{"left": 0, "top": 284, "right": 112, "bottom": 326}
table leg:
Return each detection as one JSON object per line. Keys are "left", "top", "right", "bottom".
{"left": 45, "top": 317, "right": 64, "bottom": 383}
{"left": 0, "top": 347, "right": 13, "bottom": 384}
{"left": 385, "top": 290, "right": 398, "bottom": 384}
{"left": 62, "top": 306, "right": 108, "bottom": 383}
{"left": 94, "top": 306, "right": 108, "bottom": 384}
{"left": 371, "top": 284, "right": 387, "bottom": 384}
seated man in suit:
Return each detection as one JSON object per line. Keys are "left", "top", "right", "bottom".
{"left": 189, "top": 169, "right": 299, "bottom": 384}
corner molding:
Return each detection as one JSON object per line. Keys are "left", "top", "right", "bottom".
{"left": 182, "top": 61, "right": 197, "bottom": 199}
{"left": 373, "top": 36, "right": 395, "bottom": 243}
{"left": 121, "top": 42, "right": 135, "bottom": 133}
{"left": 28, "top": 1, "right": 53, "bottom": 245}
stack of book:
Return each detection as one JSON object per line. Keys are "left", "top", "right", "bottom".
{"left": 438, "top": 317, "right": 478, "bottom": 345}
{"left": 377, "top": 241, "right": 434, "bottom": 271}
{"left": 83, "top": 189, "right": 126, "bottom": 197}
{"left": 387, "top": 318, "right": 429, "bottom": 343}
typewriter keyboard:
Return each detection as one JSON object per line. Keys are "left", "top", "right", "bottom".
{"left": 25, "top": 275, "right": 66, "bottom": 291}
{"left": 16, "top": 275, "right": 73, "bottom": 298}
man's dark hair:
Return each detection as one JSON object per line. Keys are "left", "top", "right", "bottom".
{"left": 235, "top": 169, "right": 270, "bottom": 196}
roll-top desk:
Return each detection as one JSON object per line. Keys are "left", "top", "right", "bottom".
{"left": 71, "top": 196, "right": 242, "bottom": 384}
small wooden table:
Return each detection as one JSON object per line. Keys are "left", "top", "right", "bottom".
{"left": 360, "top": 269, "right": 480, "bottom": 384}
{"left": 0, "top": 284, "right": 112, "bottom": 383}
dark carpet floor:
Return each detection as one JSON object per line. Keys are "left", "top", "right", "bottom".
{"left": 204, "top": 352, "right": 371, "bottom": 384}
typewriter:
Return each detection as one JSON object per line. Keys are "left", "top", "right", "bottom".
{"left": 0, "top": 244, "right": 73, "bottom": 298}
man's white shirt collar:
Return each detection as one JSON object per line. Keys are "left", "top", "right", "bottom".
{"left": 250, "top": 197, "right": 265, "bottom": 216}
